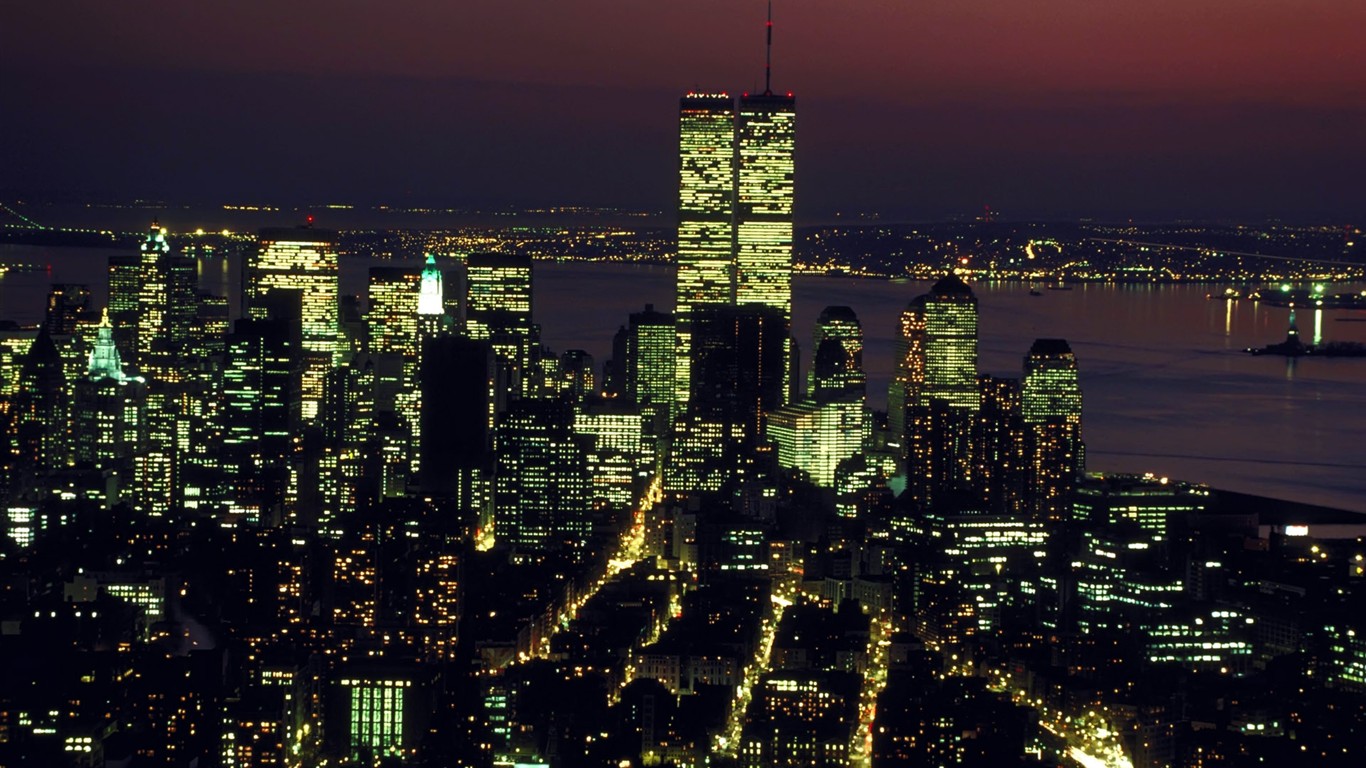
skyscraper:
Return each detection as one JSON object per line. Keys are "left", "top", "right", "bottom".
{"left": 617, "top": 304, "right": 675, "bottom": 435}
{"left": 71, "top": 310, "right": 144, "bottom": 469}
{"left": 368, "top": 267, "right": 422, "bottom": 358}
{"left": 1022, "top": 339, "right": 1085, "bottom": 521}
{"left": 808, "top": 306, "right": 864, "bottom": 402}
{"left": 674, "top": 93, "right": 738, "bottom": 411}
{"left": 416, "top": 254, "right": 450, "bottom": 339}
{"left": 899, "top": 275, "right": 979, "bottom": 509}
{"left": 922, "top": 274, "right": 979, "bottom": 412}
{"left": 133, "top": 223, "right": 197, "bottom": 515}
{"left": 464, "top": 252, "right": 535, "bottom": 399}
{"left": 221, "top": 317, "right": 301, "bottom": 523}
{"left": 734, "top": 90, "right": 796, "bottom": 320}
{"left": 1022, "top": 338, "right": 1083, "bottom": 429}
{"left": 248, "top": 226, "right": 340, "bottom": 421}
{"left": 493, "top": 400, "right": 590, "bottom": 563}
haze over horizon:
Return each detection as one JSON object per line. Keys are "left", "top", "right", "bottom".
{"left": 4, "top": 1, "right": 1364, "bottom": 223}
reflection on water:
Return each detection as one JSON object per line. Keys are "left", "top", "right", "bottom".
{"left": 3, "top": 245, "right": 1365, "bottom": 513}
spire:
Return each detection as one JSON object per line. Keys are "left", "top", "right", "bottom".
{"left": 87, "top": 306, "right": 128, "bottom": 383}
{"left": 142, "top": 221, "right": 169, "bottom": 255}
{"left": 764, "top": 0, "right": 774, "bottom": 95}
{"left": 418, "top": 253, "right": 445, "bottom": 317}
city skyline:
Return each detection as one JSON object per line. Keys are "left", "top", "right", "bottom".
{"left": 4, "top": 1, "right": 1365, "bottom": 221}
{"left": 3, "top": 7, "right": 1366, "bottom": 767}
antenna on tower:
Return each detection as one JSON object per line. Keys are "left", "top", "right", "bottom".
{"left": 764, "top": 0, "right": 773, "bottom": 95}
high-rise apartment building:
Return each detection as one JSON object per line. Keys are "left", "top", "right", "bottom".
{"left": 248, "top": 226, "right": 340, "bottom": 421}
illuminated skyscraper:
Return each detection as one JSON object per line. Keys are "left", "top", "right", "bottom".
{"left": 107, "top": 253, "right": 141, "bottom": 354}
{"left": 248, "top": 226, "right": 340, "bottom": 421}
{"left": 1022, "top": 338, "right": 1085, "bottom": 521}
{"left": 769, "top": 306, "right": 867, "bottom": 489}
{"left": 675, "top": 93, "right": 737, "bottom": 411}
{"left": 896, "top": 277, "right": 977, "bottom": 509}
{"left": 1022, "top": 338, "right": 1082, "bottom": 429}
{"left": 72, "top": 310, "right": 144, "bottom": 469}
{"left": 132, "top": 223, "right": 196, "bottom": 515}
{"left": 765, "top": 399, "right": 864, "bottom": 488}
{"left": 575, "top": 400, "right": 652, "bottom": 509}
{"left": 221, "top": 317, "right": 301, "bottom": 523}
{"left": 922, "top": 274, "right": 979, "bottom": 412}
{"left": 368, "top": 267, "right": 422, "bottom": 358}
{"left": 464, "top": 252, "right": 536, "bottom": 398}
{"left": 416, "top": 254, "right": 450, "bottom": 339}
{"left": 734, "top": 91, "right": 795, "bottom": 320}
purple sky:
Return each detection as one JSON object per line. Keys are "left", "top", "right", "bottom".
{"left": 4, "top": 1, "right": 1364, "bottom": 221}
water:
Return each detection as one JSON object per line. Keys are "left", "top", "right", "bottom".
{"left": 4, "top": 244, "right": 1365, "bottom": 513}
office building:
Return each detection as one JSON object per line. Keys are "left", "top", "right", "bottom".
{"left": 922, "top": 274, "right": 979, "bottom": 412}
{"left": 493, "top": 400, "right": 591, "bottom": 562}
{"left": 674, "top": 93, "right": 738, "bottom": 411}
{"left": 465, "top": 252, "right": 536, "bottom": 398}
{"left": 247, "top": 226, "right": 340, "bottom": 421}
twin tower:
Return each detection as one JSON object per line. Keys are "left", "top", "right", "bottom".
{"left": 673, "top": 89, "right": 797, "bottom": 412}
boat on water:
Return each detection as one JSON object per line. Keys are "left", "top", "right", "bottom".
{"left": 1251, "top": 284, "right": 1366, "bottom": 309}
{"left": 1206, "top": 287, "right": 1242, "bottom": 300}
{"left": 1028, "top": 287, "right": 1042, "bottom": 296}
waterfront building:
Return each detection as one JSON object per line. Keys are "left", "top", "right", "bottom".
{"left": 808, "top": 306, "right": 864, "bottom": 402}
{"left": 247, "top": 226, "right": 340, "bottom": 421}
{"left": 922, "top": 274, "right": 979, "bottom": 412}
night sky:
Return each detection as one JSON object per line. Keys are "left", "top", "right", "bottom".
{"left": 4, "top": 0, "right": 1364, "bottom": 222}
